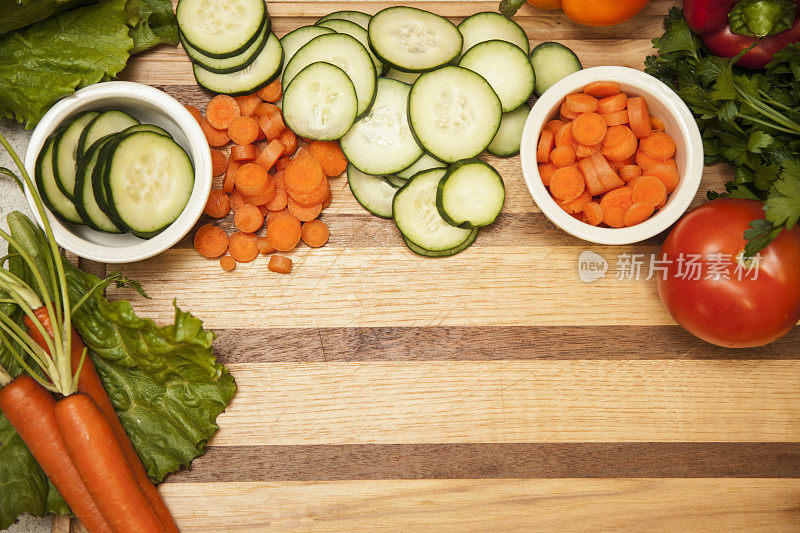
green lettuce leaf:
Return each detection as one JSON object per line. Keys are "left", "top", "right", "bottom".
{"left": 0, "top": 0, "right": 100, "bottom": 36}
{"left": 129, "top": 0, "right": 179, "bottom": 54}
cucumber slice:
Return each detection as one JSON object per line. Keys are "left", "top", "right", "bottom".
{"left": 52, "top": 110, "right": 100, "bottom": 199}
{"left": 316, "top": 10, "right": 372, "bottom": 29}
{"left": 408, "top": 66, "right": 501, "bottom": 163}
{"left": 392, "top": 168, "right": 472, "bottom": 251}
{"left": 283, "top": 62, "right": 358, "bottom": 141}
{"left": 458, "top": 11, "right": 529, "bottom": 54}
{"left": 74, "top": 136, "right": 125, "bottom": 233}
{"left": 383, "top": 175, "right": 407, "bottom": 188}
{"left": 78, "top": 110, "right": 140, "bottom": 158}
{"left": 103, "top": 132, "right": 194, "bottom": 237}
{"left": 317, "top": 18, "right": 384, "bottom": 76}
{"left": 396, "top": 153, "right": 445, "bottom": 180}
{"left": 368, "top": 6, "right": 463, "bottom": 73}
{"left": 193, "top": 32, "right": 283, "bottom": 96}
{"left": 403, "top": 228, "right": 478, "bottom": 257}
{"left": 282, "top": 33, "right": 376, "bottom": 118}
{"left": 123, "top": 124, "right": 172, "bottom": 137}
{"left": 182, "top": 17, "right": 269, "bottom": 74}
{"left": 529, "top": 41, "right": 582, "bottom": 96}
{"left": 347, "top": 164, "right": 397, "bottom": 218}
{"left": 176, "top": 0, "right": 266, "bottom": 58}
{"left": 487, "top": 103, "right": 530, "bottom": 157}
{"left": 280, "top": 26, "right": 334, "bottom": 66}
{"left": 341, "top": 78, "right": 422, "bottom": 175}
{"left": 35, "top": 136, "right": 82, "bottom": 224}
{"left": 385, "top": 69, "right": 420, "bottom": 85}
{"left": 436, "top": 159, "right": 505, "bottom": 228}
{"left": 459, "top": 40, "right": 535, "bottom": 113}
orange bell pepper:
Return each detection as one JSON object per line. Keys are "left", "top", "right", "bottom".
{"left": 525, "top": 0, "right": 651, "bottom": 26}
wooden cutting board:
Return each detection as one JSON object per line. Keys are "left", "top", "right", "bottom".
{"left": 58, "top": 1, "right": 800, "bottom": 531}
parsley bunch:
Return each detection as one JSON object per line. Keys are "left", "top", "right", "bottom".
{"left": 644, "top": 7, "right": 800, "bottom": 255}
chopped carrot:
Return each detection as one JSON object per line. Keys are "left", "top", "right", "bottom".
{"left": 557, "top": 190, "right": 591, "bottom": 214}
{"left": 603, "top": 206, "right": 626, "bottom": 228}
{"left": 583, "top": 202, "right": 603, "bottom": 226}
{"left": 241, "top": 179, "right": 276, "bottom": 206}
{"left": 184, "top": 104, "right": 203, "bottom": 124}
{"left": 287, "top": 197, "right": 322, "bottom": 222}
{"left": 265, "top": 212, "right": 302, "bottom": 252}
{"left": 254, "top": 102, "right": 280, "bottom": 117}
{"left": 588, "top": 152, "right": 625, "bottom": 193}
{"left": 632, "top": 175, "right": 667, "bottom": 207}
{"left": 601, "top": 125, "right": 637, "bottom": 161}
{"left": 301, "top": 219, "right": 329, "bottom": 248}
{"left": 231, "top": 144, "right": 257, "bottom": 161}
{"left": 234, "top": 163, "right": 270, "bottom": 196}
{"left": 308, "top": 140, "right": 348, "bottom": 176}
{"left": 288, "top": 177, "right": 329, "bottom": 207}
{"left": 285, "top": 151, "right": 325, "bottom": 194}
{"left": 559, "top": 102, "right": 579, "bottom": 121}
{"left": 599, "top": 185, "right": 633, "bottom": 214}
{"left": 257, "top": 112, "right": 285, "bottom": 141}
{"left": 266, "top": 172, "right": 288, "bottom": 211}
{"left": 596, "top": 93, "right": 627, "bottom": 114}
{"left": 538, "top": 163, "right": 558, "bottom": 187}
{"left": 624, "top": 201, "right": 655, "bottom": 226}
{"left": 257, "top": 79, "right": 282, "bottom": 102}
{"left": 639, "top": 131, "right": 676, "bottom": 160}
{"left": 627, "top": 96, "right": 652, "bottom": 138}
{"left": 571, "top": 112, "right": 607, "bottom": 145}
{"left": 268, "top": 255, "right": 293, "bottom": 274}
{"left": 234, "top": 94, "right": 261, "bottom": 117}
{"left": 206, "top": 95, "right": 241, "bottom": 130}
{"left": 578, "top": 157, "right": 603, "bottom": 196}
{"left": 194, "top": 224, "right": 228, "bottom": 258}
{"left": 600, "top": 110, "right": 629, "bottom": 126}
{"left": 550, "top": 145, "right": 576, "bottom": 168}
{"left": 648, "top": 163, "right": 680, "bottom": 193}
{"left": 619, "top": 164, "right": 643, "bottom": 182}
{"left": 223, "top": 160, "right": 239, "bottom": 194}
{"left": 229, "top": 189, "right": 246, "bottom": 212}
{"left": 228, "top": 231, "right": 259, "bottom": 263}
{"left": 564, "top": 92, "right": 599, "bottom": 114}
{"left": 228, "top": 115, "right": 260, "bottom": 145}
{"left": 210, "top": 150, "right": 228, "bottom": 176}
{"left": 265, "top": 208, "right": 289, "bottom": 227}
{"left": 574, "top": 143, "right": 600, "bottom": 159}
{"left": 554, "top": 122, "right": 573, "bottom": 147}
{"left": 537, "top": 129, "right": 554, "bottom": 163}
{"left": 322, "top": 189, "right": 333, "bottom": 209}
{"left": 583, "top": 80, "right": 620, "bottom": 97}
{"left": 611, "top": 155, "right": 635, "bottom": 170}
{"left": 545, "top": 119, "right": 566, "bottom": 134}
{"left": 257, "top": 236, "right": 275, "bottom": 255}
{"left": 255, "top": 139, "right": 285, "bottom": 171}
{"left": 651, "top": 115, "right": 666, "bottom": 132}
{"left": 204, "top": 189, "right": 230, "bottom": 218}
{"left": 220, "top": 255, "right": 236, "bottom": 271}
{"left": 199, "top": 117, "right": 230, "bottom": 147}
{"left": 636, "top": 150, "right": 677, "bottom": 171}
{"left": 550, "top": 165, "right": 585, "bottom": 202}
{"left": 234, "top": 203, "right": 264, "bottom": 233}
{"left": 275, "top": 157, "right": 291, "bottom": 172}
{"left": 277, "top": 129, "right": 297, "bottom": 156}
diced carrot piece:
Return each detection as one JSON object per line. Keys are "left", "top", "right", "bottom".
{"left": 537, "top": 129, "right": 554, "bottom": 163}
{"left": 234, "top": 95, "right": 261, "bottom": 117}
{"left": 600, "top": 110, "right": 629, "bottom": 126}
{"left": 631, "top": 175, "right": 667, "bottom": 208}
{"left": 223, "top": 160, "right": 239, "bottom": 194}
{"left": 564, "top": 93, "right": 599, "bottom": 114}
{"left": 228, "top": 115, "right": 261, "bottom": 145}
{"left": 228, "top": 231, "right": 259, "bottom": 263}
{"left": 603, "top": 206, "right": 626, "bottom": 228}
{"left": 287, "top": 197, "right": 322, "bottom": 222}
{"left": 257, "top": 79, "right": 282, "bottom": 102}
{"left": 204, "top": 189, "right": 230, "bottom": 218}
{"left": 583, "top": 81, "right": 620, "bottom": 98}
{"left": 624, "top": 201, "right": 655, "bottom": 226}
{"left": 230, "top": 144, "right": 257, "bottom": 161}
{"left": 572, "top": 112, "right": 607, "bottom": 146}
{"left": 639, "top": 131, "right": 676, "bottom": 160}
{"left": 627, "top": 96, "right": 653, "bottom": 138}
{"left": 619, "top": 164, "right": 643, "bottom": 182}
{"left": 234, "top": 163, "right": 270, "bottom": 196}
{"left": 268, "top": 255, "right": 293, "bottom": 274}
{"left": 210, "top": 149, "right": 228, "bottom": 176}
{"left": 301, "top": 219, "right": 329, "bottom": 248}
{"left": 554, "top": 122, "right": 574, "bottom": 147}
{"left": 308, "top": 140, "right": 348, "bottom": 176}
{"left": 550, "top": 165, "right": 585, "bottom": 202}
{"left": 651, "top": 115, "right": 666, "bottom": 132}
{"left": 601, "top": 125, "right": 637, "bottom": 162}
{"left": 648, "top": 163, "right": 680, "bottom": 193}
{"left": 194, "top": 224, "right": 228, "bottom": 258}
{"left": 206, "top": 95, "right": 241, "bottom": 130}
{"left": 234, "top": 203, "right": 265, "bottom": 233}
{"left": 583, "top": 202, "right": 603, "bottom": 226}
{"left": 550, "top": 145, "right": 576, "bottom": 168}
{"left": 545, "top": 119, "right": 566, "bottom": 134}
{"left": 597, "top": 93, "right": 627, "bottom": 114}
{"left": 219, "top": 255, "right": 236, "bottom": 271}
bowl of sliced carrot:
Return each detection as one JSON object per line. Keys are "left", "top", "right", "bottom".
{"left": 520, "top": 66, "right": 703, "bottom": 245}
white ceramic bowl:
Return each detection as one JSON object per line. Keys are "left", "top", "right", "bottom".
{"left": 23, "top": 81, "right": 212, "bottom": 263}
{"left": 520, "top": 66, "right": 703, "bottom": 245}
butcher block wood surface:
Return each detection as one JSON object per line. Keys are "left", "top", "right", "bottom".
{"left": 59, "top": 0, "right": 800, "bottom": 531}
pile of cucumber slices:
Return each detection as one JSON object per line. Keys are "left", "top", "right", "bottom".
{"left": 35, "top": 110, "right": 194, "bottom": 239}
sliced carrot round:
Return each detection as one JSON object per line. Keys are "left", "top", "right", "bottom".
{"left": 257, "top": 79, "right": 282, "bottom": 103}
{"left": 639, "top": 131, "right": 676, "bottom": 160}
{"left": 185, "top": 104, "right": 203, "bottom": 124}
{"left": 223, "top": 160, "right": 239, "bottom": 194}
{"left": 220, "top": 255, "right": 236, "bottom": 271}
{"left": 266, "top": 172, "right": 288, "bottom": 211}
{"left": 228, "top": 115, "right": 260, "bottom": 145}
{"left": 210, "top": 150, "right": 228, "bottom": 176}
{"left": 301, "top": 219, "right": 330, "bottom": 248}
{"left": 277, "top": 129, "right": 298, "bottom": 157}
{"left": 583, "top": 81, "right": 620, "bottom": 98}
{"left": 256, "top": 139, "right": 287, "bottom": 172}
{"left": 254, "top": 102, "right": 280, "bottom": 117}
{"left": 619, "top": 164, "right": 643, "bottom": 182}
{"left": 571, "top": 112, "right": 607, "bottom": 146}
{"left": 651, "top": 115, "right": 666, "bottom": 132}
{"left": 600, "top": 186, "right": 634, "bottom": 212}
{"left": 648, "top": 163, "right": 680, "bottom": 193}
{"left": 204, "top": 189, "right": 230, "bottom": 218}
{"left": 601, "top": 125, "right": 637, "bottom": 162}
{"left": 545, "top": 119, "right": 566, "bottom": 134}
{"left": 265, "top": 212, "right": 302, "bottom": 252}
{"left": 538, "top": 163, "right": 558, "bottom": 187}
{"left": 257, "top": 236, "right": 275, "bottom": 255}
{"left": 574, "top": 143, "right": 600, "bottom": 159}
{"left": 550, "top": 145, "right": 576, "bottom": 168}
{"left": 559, "top": 102, "right": 579, "bottom": 121}
{"left": 564, "top": 92, "right": 599, "bottom": 114}
{"left": 555, "top": 122, "right": 574, "bottom": 147}
{"left": 234, "top": 204, "right": 265, "bottom": 233}
{"left": 289, "top": 178, "right": 329, "bottom": 207}
{"left": 624, "top": 201, "right": 655, "bottom": 226}
{"left": 206, "top": 95, "right": 241, "bottom": 130}
{"left": 603, "top": 206, "right": 626, "bottom": 228}
{"left": 228, "top": 231, "right": 259, "bottom": 263}
{"left": 268, "top": 255, "right": 293, "bottom": 274}
{"left": 557, "top": 191, "right": 591, "bottom": 214}
{"left": 230, "top": 144, "right": 257, "bottom": 162}
{"left": 229, "top": 189, "right": 246, "bottom": 212}
{"left": 287, "top": 197, "right": 322, "bottom": 222}
{"left": 627, "top": 96, "right": 652, "bottom": 138}
{"left": 537, "top": 129, "right": 554, "bottom": 163}
{"left": 588, "top": 152, "right": 625, "bottom": 193}
{"left": 285, "top": 152, "right": 325, "bottom": 194}
{"left": 583, "top": 202, "right": 603, "bottom": 226}
{"left": 597, "top": 93, "right": 627, "bottom": 114}
{"left": 234, "top": 163, "right": 270, "bottom": 196}
{"left": 199, "top": 117, "right": 230, "bottom": 147}
{"left": 256, "top": 113, "right": 285, "bottom": 142}
{"left": 600, "top": 110, "right": 629, "bottom": 127}
{"left": 194, "top": 224, "right": 228, "bottom": 258}
{"left": 632, "top": 175, "right": 667, "bottom": 208}
{"left": 234, "top": 95, "right": 261, "bottom": 117}
{"left": 636, "top": 150, "right": 677, "bottom": 171}
{"left": 578, "top": 157, "right": 603, "bottom": 196}
{"left": 241, "top": 180, "right": 276, "bottom": 206}
{"left": 308, "top": 140, "right": 348, "bottom": 176}
{"left": 550, "top": 165, "right": 585, "bottom": 202}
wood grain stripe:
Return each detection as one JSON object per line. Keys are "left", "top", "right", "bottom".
{"left": 170, "top": 443, "right": 800, "bottom": 482}
{"left": 209, "top": 361, "right": 800, "bottom": 445}
{"left": 211, "top": 326, "right": 800, "bottom": 363}
{"left": 158, "top": 479, "right": 800, "bottom": 531}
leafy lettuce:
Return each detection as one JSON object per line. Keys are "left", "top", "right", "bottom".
{"left": 0, "top": 0, "right": 100, "bottom": 36}
{"left": 0, "top": 213, "right": 236, "bottom": 529}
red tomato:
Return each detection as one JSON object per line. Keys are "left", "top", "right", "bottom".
{"left": 657, "top": 199, "right": 800, "bottom": 348}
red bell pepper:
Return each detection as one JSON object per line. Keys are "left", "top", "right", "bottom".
{"left": 684, "top": 0, "right": 800, "bottom": 68}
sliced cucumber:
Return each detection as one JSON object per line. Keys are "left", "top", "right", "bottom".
{"left": 280, "top": 26, "right": 334, "bottom": 66}
{"left": 396, "top": 153, "right": 445, "bottom": 180}
{"left": 487, "top": 103, "right": 530, "bottom": 157}
{"left": 403, "top": 228, "right": 478, "bottom": 257}
{"left": 92, "top": 134, "right": 128, "bottom": 227}
{"left": 458, "top": 12, "right": 529, "bottom": 54}
{"left": 103, "top": 132, "right": 194, "bottom": 237}
{"left": 74, "top": 136, "right": 125, "bottom": 233}
{"left": 347, "top": 164, "right": 397, "bottom": 218}
{"left": 316, "top": 10, "right": 372, "bottom": 29}
{"left": 182, "top": 17, "right": 269, "bottom": 74}
{"left": 176, "top": 0, "right": 266, "bottom": 58}
{"left": 193, "top": 32, "right": 283, "bottom": 96}
{"left": 52, "top": 110, "right": 100, "bottom": 199}
{"left": 529, "top": 41, "right": 582, "bottom": 96}
{"left": 392, "top": 168, "right": 473, "bottom": 251}
{"left": 340, "top": 78, "right": 422, "bottom": 175}
{"left": 459, "top": 40, "right": 535, "bottom": 113}
{"left": 383, "top": 175, "right": 408, "bottom": 188}
{"left": 436, "top": 159, "right": 504, "bottom": 228}
{"left": 408, "top": 66, "right": 501, "bottom": 163}
{"left": 35, "top": 136, "right": 82, "bottom": 224}
{"left": 283, "top": 62, "right": 358, "bottom": 141}
{"left": 282, "top": 33, "right": 376, "bottom": 118}
{"left": 385, "top": 69, "right": 420, "bottom": 85}
{"left": 123, "top": 124, "right": 172, "bottom": 137}
{"left": 317, "top": 18, "right": 384, "bottom": 76}
{"left": 368, "top": 6, "right": 462, "bottom": 73}
{"left": 78, "top": 110, "right": 140, "bottom": 158}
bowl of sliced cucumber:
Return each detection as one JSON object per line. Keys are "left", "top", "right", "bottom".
{"left": 24, "top": 81, "right": 212, "bottom": 263}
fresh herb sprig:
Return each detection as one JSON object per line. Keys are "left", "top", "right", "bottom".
{"left": 644, "top": 7, "right": 800, "bottom": 256}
